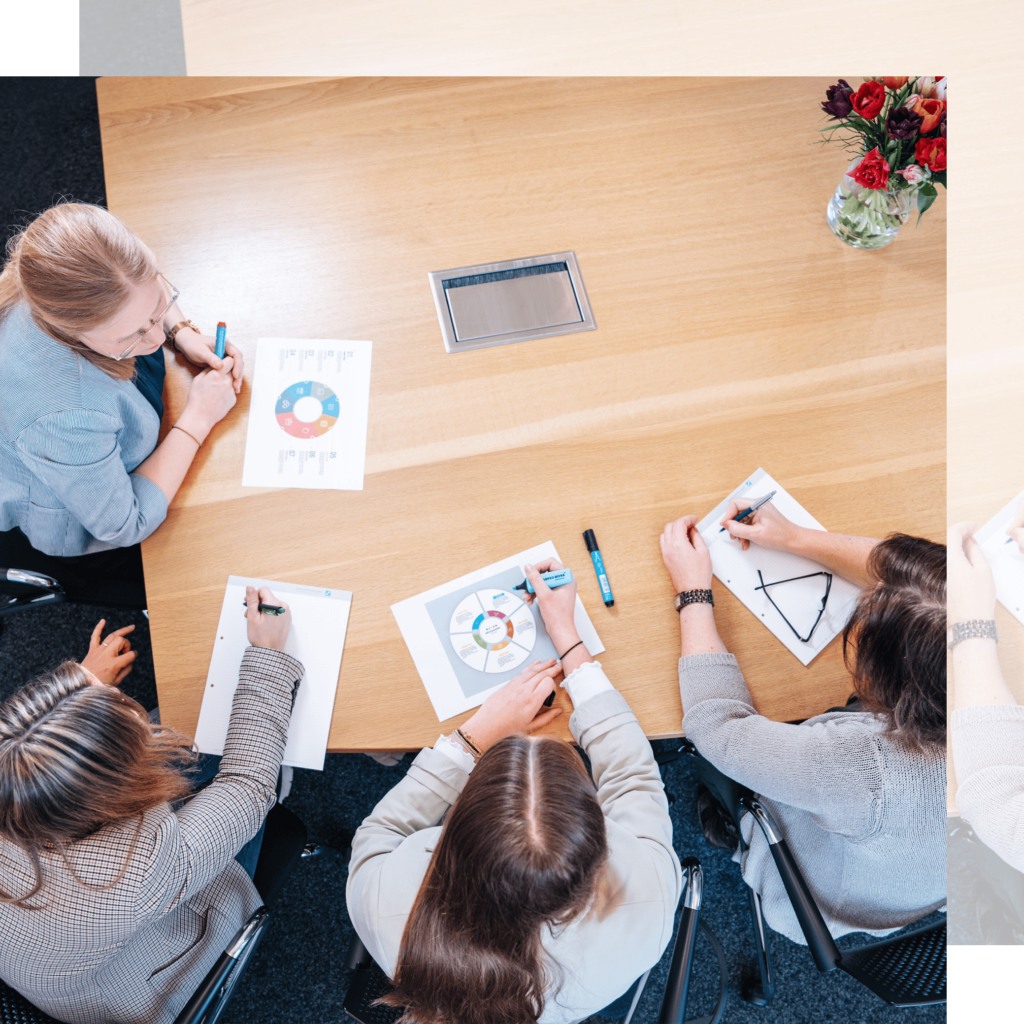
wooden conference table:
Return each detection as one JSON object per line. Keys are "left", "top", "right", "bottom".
{"left": 96, "top": 77, "right": 945, "bottom": 753}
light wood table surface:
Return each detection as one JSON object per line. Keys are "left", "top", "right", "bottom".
{"left": 96, "top": 77, "right": 945, "bottom": 753}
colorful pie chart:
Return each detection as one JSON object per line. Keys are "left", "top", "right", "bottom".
{"left": 275, "top": 381, "right": 340, "bottom": 439}
{"left": 448, "top": 588, "right": 537, "bottom": 673}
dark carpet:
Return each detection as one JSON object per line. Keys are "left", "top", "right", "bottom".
{"left": 0, "top": 78, "right": 945, "bottom": 1024}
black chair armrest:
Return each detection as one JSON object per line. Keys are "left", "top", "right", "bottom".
{"left": 345, "top": 934, "right": 372, "bottom": 972}
{"left": 741, "top": 799, "right": 840, "bottom": 973}
{"left": 173, "top": 907, "right": 269, "bottom": 1024}
{"left": 660, "top": 858, "right": 703, "bottom": 1024}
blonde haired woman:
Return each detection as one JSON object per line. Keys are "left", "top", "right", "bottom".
{"left": 0, "top": 203, "right": 242, "bottom": 606}
{"left": 0, "top": 586, "right": 302, "bottom": 1024}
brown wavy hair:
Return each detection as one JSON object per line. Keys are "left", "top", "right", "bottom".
{"left": 842, "top": 533, "right": 945, "bottom": 750}
{"left": 0, "top": 202, "right": 160, "bottom": 381}
{"left": 383, "top": 735, "right": 608, "bottom": 1024}
{"left": 0, "top": 662, "right": 196, "bottom": 909}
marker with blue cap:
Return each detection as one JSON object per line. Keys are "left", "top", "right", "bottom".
{"left": 215, "top": 322, "right": 227, "bottom": 359}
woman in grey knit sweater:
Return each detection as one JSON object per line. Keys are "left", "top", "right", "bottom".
{"left": 948, "top": 520, "right": 1024, "bottom": 872}
{"left": 659, "top": 501, "right": 946, "bottom": 944}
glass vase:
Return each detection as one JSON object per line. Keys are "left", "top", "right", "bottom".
{"left": 825, "top": 157, "right": 914, "bottom": 250}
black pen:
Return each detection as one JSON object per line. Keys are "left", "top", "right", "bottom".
{"left": 720, "top": 490, "right": 778, "bottom": 532}
{"left": 242, "top": 600, "right": 286, "bottom": 616}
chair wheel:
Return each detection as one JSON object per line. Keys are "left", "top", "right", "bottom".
{"left": 741, "top": 983, "right": 770, "bottom": 1006}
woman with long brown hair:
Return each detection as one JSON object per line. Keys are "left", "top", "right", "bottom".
{"left": 0, "top": 586, "right": 303, "bottom": 1024}
{"left": 0, "top": 202, "right": 242, "bottom": 606}
{"left": 347, "top": 560, "right": 683, "bottom": 1024}
{"left": 659, "top": 501, "right": 946, "bottom": 943}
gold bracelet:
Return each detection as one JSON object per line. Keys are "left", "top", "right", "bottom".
{"left": 171, "top": 424, "right": 203, "bottom": 448}
{"left": 455, "top": 728, "right": 481, "bottom": 758}
{"left": 448, "top": 730, "right": 479, "bottom": 762}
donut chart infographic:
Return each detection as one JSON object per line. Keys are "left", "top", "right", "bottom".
{"left": 448, "top": 588, "right": 537, "bottom": 673}
{"left": 275, "top": 381, "right": 340, "bottom": 439}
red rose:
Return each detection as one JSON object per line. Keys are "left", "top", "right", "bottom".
{"left": 915, "top": 137, "right": 947, "bottom": 172}
{"left": 850, "top": 81, "right": 886, "bottom": 119}
{"left": 850, "top": 147, "right": 891, "bottom": 190}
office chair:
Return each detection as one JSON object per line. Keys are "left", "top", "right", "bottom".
{"left": 948, "top": 818, "right": 1024, "bottom": 943}
{"left": 677, "top": 740, "right": 945, "bottom": 1009}
{"left": 0, "top": 568, "right": 64, "bottom": 618}
{"left": 341, "top": 858, "right": 728, "bottom": 1024}
{"left": 0, "top": 907, "right": 269, "bottom": 1024}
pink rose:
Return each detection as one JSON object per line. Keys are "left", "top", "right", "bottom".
{"left": 898, "top": 164, "right": 926, "bottom": 184}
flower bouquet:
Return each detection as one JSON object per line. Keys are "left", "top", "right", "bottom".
{"left": 820, "top": 77, "right": 946, "bottom": 249}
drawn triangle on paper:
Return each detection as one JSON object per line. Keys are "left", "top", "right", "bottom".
{"left": 758, "top": 574, "right": 830, "bottom": 641}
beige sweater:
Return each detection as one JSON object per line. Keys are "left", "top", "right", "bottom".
{"left": 679, "top": 653, "right": 946, "bottom": 944}
{"left": 952, "top": 704, "right": 1024, "bottom": 871}
{"left": 346, "top": 683, "right": 682, "bottom": 1023}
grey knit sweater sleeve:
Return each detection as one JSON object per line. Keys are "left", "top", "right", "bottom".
{"left": 952, "top": 704, "right": 1024, "bottom": 871}
{"left": 678, "top": 653, "right": 883, "bottom": 837}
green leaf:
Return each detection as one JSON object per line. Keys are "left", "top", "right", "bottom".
{"left": 931, "top": 170, "right": 946, "bottom": 189}
{"left": 915, "top": 185, "right": 937, "bottom": 226}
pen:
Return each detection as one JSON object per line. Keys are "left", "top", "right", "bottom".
{"left": 242, "top": 600, "right": 286, "bottom": 615}
{"left": 720, "top": 490, "right": 778, "bottom": 532}
{"left": 215, "top": 321, "right": 227, "bottom": 359}
{"left": 583, "top": 529, "right": 614, "bottom": 607}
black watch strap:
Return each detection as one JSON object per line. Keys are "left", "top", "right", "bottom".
{"left": 675, "top": 589, "right": 714, "bottom": 612}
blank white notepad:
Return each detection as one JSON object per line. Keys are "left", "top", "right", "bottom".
{"left": 975, "top": 489, "right": 1024, "bottom": 627}
{"left": 698, "top": 469, "right": 861, "bottom": 666}
{"left": 193, "top": 576, "right": 352, "bottom": 770}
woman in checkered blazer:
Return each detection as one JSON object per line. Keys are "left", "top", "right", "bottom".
{"left": 0, "top": 586, "right": 302, "bottom": 1024}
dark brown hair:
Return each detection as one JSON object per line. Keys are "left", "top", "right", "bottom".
{"left": 842, "top": 533, "right": 945, "bottom": 750}
{"left": 0, "top": 662, "right": 196, "bottom": 909}
{"left": 384, "top": 735, "right": 608, "bottom": 1024}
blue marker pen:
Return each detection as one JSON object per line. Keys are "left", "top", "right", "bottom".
{"left": 514, "top": 568, "right": 574, "bottom": 594}
{"left": 583, "top": 529, "right": 614, "bottom": 607}
{"left": 215, "top": 321, "right": 227, "bottom": 359}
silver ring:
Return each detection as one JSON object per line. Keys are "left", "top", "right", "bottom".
{"left": 100, "top": 641, "right": 109, "bottom": 647}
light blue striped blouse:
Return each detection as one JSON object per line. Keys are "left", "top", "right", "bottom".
{"left": 0, "top": 302, "right": 168, "bottom": 556}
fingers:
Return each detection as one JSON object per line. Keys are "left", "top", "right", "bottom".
{"left": 524, "top": 563, "right": 552, "bottom": 597}
{"left": 220, "top": 355, "right": 235, "bottom": 377}
{"left": 89, "top": 619, "right": 105, "bottom": 650}
{"left": 113, "top": 648, "right": 137, "bottom": 669}
{"left": 526, "top": 707, "right": 563, "bottom": 732}
{"left": 245, "top": 585, "right": 260, "bottom": 622}
{"left": 225, "top": 342, "right": 244, "bottom": 391}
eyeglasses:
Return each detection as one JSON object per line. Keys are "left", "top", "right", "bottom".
{"left": 112, "top": 275, "right": 180, "bottom": 360}
{"left": 754, "top": 569, "right": 833, "bottom": 644}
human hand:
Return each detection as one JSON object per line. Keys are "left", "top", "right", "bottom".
{"left": 80, "top": 619, "right": 137, "bottom": 685}
{"left": 182, "top": 359, "right": 238, "bottom": 434}
{"left": 459, "top": 659, "right": 563, "bottom": 751}
{"left": 174, "top": 328, "right": 244, "bottom": 394}
{"left": 1006, "top": 499, "right": 1024, "bottom": 554}
{"left": 244, "top": 586, "right": 292, "bottom": 651}
{"left": 719, "top": 497, "right": 800, "bottom": 553}
{"left": 521, "top": 559, "right": 578, "bottom": 650}
{"left": 948, "top": 522, "right": 995, "bottom": 622}
{"left": 660, "top": 516, "right": 713, "bottom": 593}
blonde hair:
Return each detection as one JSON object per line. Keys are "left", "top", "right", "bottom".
{"left": 0, "top": 663, "right": 196, "bottom": 909}
{"left": 0, "top": 203, "right": 160, "bottom": 381}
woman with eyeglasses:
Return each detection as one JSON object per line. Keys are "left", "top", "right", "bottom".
{"left": 659, "top": 503, "right": 946, "bottom": 945}
{"left": 0, "top": 203, "right": 242, "bottom": 607}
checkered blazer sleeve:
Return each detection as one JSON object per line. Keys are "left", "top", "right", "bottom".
{"left": 137, "top": 646, "right": 303, "bottom": 918}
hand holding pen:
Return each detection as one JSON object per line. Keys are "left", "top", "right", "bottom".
{"left": 243, "top": 585, "right": 292, "bottom": 652}
{"left": 720, "top": 493, "right": 800, "bottom": 552}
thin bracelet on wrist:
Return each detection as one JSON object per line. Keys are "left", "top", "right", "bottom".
{"left": 454, "top": 728, "right": 481, "bottom": 760}
{"left": 171, "top": 423, "right": 203, "bottom": 448}
{"left": 558, "top": 639, "right": 585, "bottom": 660}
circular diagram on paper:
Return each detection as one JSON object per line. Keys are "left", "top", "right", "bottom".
{"left": 448, "top": 588, "right": 537, "bottom": 673}
{"left": 275, "top": 381, "right": 340, "bottom": 439}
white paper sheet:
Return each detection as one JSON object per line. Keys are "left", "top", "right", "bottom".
{"left": 241, "top": 338, "right": 372, "bottom": 490}
{"left": 194, "top": 576, "right": 352, "bottom": 770}
{"left": 697, "top": 468, "right": 861, "bottom": 665}
{"left": 975, "top": 489, "right": 1024, "bottom": 626}
{"left": 391, "top": 542, "right": 606, "bottom": 722}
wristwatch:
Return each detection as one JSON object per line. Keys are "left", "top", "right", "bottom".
{"left": 948, "top": 619, "right": 998, "bottom": 649}
{"left": 165, "top": 319, "right": 201, "bottom": 350}
{"left": 675, "top": 589, "right": 714, "bottom": 612}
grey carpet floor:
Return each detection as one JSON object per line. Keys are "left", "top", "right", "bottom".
{"left": 0, "top": 77, "right": 945, "bottom": 1023}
